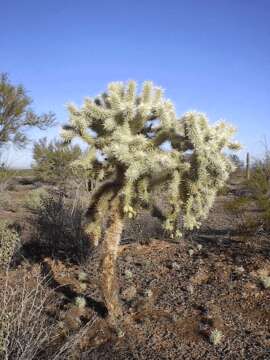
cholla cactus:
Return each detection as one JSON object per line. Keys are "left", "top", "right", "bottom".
{"left": 62, "top": 81, "right": 239, "bottom": 328}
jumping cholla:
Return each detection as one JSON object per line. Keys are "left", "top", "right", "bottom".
{"left": 62, "top": 80, "right": 240, "bottom": 328}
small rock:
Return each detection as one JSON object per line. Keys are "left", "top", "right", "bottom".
{"left": 172, "top": 262, "right": 181, "bottom": 270}
{"left": 191, "top": 267, "right": 209, "bottom": 285}
{"left": 125, "top": 255, "right": 133, "bottom": 263}
{"left": 145, "top": 289, "right": 153, "bottom": 298}
{"left": 235, "top": 266, "right": 245, "bottom": 273}
{"left": 188, "top": 249, "right": 194, "bottom": 257}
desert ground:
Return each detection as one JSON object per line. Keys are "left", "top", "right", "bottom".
{"left": 0, "top": 170, "right": 269, "bottom": 360}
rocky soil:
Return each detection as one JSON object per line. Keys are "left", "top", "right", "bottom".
{"left": 1, "top": 175, "right": 270, "bottom": 359}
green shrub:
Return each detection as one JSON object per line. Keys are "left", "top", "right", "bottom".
{"left": 224, "top": 150, "right": 270, "bottom": 234}
{"left": 223, "top": 196, "right": 255, "bottom": 233}
{"left": 223, "top": 196, "right": 250, "bottom": 215}
{"left": 217, "top": 184, "right": 230, "bottom": 196}
{"left": 32, "top": 138, "right": 83, "bottom": 185}
{"left": 0, "top": 221, "right": 20, "bottom": 269}
{"left": 246, "top": 152, "right": 270, "bottom": 232}
{"left": 0, "top": 162, "right": 16, "bottom": 192}
{"left": 0, "top": 192, "right": 13, "bottom": 211}
{"left": 23, "top": 188, "right": 48, "bottom": 211}
{"left": 238, "top": 151, "right": 270, "bottom": 232}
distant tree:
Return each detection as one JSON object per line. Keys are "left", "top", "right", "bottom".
{"left": 33, "top": 138, "right": 82, "bottom": 184}
{"left": 229, "top": 154, "right": 243, "bottom": 168}
{"left": 0, "top": 73, "right": 55, "bottom": 148}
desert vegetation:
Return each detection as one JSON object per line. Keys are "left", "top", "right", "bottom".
{"left": 0, "top": 76, "right": 269, "bottom": 359}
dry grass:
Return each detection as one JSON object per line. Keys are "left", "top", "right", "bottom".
{"left": 0, "top": 267, "right": 99, "bottom": 360}
{"left": 0, "top": 270, "right": 54, "bottom": 359}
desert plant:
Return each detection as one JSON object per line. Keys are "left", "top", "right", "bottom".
{"left": 0, "top": 220, "right": 20, "bottom": 269}
{"left": 247, "top": 154, "right": 270, "bottom": 231}
{"left": 223, "top": 195, "right": 253, "bottom": 233}
{"left": 62, "top": 80, "right": 240, "bottom": 329}
{"left": 209, "top": 329, "right": 223, "bottom": 346}
{"left": 32, "top": 138, "right": 83, "bottom": 186}
{"left": 74, "top": 296, "right": 87, "bottom": 309}
{"left": 0, "top": 272, "right": 52, "bottom": 360}
{"left": 0, "top": 160, "right": 17, "bottom": 192}
{"left": 259, "top": 275, "right": 270, "bottom": 289}
{"left": 27, "top": 191, "right": 90, "bottom": 263}
{"left": 23, "top": 188, "right": 48, "bottom": 211}
{"left": 0, "top": 269, "right": 74, "bottom": 360}
{"left": 0, "top": 268, "right": 100, "bottom": 360}
{"left": 229, "top": 154, "right": 243, "bottom": 169}
{"left": 0, "top": 73, "right": 55, "bottom": 148}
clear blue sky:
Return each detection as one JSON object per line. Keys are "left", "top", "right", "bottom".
{"left": 1, "top": 0, "right": 270, "bottom": 167}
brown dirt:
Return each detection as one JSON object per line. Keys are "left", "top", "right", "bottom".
{"left": 1, "top": 174, "right": 270, "bottom": 359}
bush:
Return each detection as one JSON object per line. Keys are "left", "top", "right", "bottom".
{"left": 122, "top": 211, "right": 165, "bottom": 245}
{"left": 25, "top": 191, "right": 90, "bottom": 263}
{"left": 224, "top": 150, "right": 270, "bottom": 234}
{"left": 0, "top": 267, "right": 100, "bottom": 359}
{"left": 0, "top": 269, "right": 70, "bottom": 360}
{"left": 23, "top": 188, "right": 48, "bottom": 212}
{"left": 0, "top": 192, "right": 14, "bottom": 211}
{"left": 245, "top": 151, "right": 270, "bottom": 232}
{"left": 32, "top": 138, "right": 83, "bottom": 186}
{"left": 0, "top": 220, "right": 20, "bottom": 269}
{"left": 223, "top": 196, "right": 258, "bottom": 234}
{"left": 0, "top": 162, "right": 16, "bottom": 192}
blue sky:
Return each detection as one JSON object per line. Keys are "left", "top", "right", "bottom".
{"left": 1, "top": 0, "right": 270, "bottom": 167}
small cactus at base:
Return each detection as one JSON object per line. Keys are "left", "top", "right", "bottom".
{"left": 124, "top": 269, "right": 133, "bottom": 279}
{"left": 260, "top": 275, "right": 270, "bottom": 289}
{"left": 78, "top": 272, "right": 88, "bottom": 282}
{"left": 80, "top": 283, "right": 87, "bottom": 291}
{"left": 74, "top": 296, "right": 86, "bottom": 309}
{"left": 209, "top": 329, "right": 223, "bottom": 346}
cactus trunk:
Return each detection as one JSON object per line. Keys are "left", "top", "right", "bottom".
{"left": 100, "top": 196, "right": 124, "bottom": 328}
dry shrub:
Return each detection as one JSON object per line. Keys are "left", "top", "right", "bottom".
{"left": 0, "top": 268, "right": 99, "bottom": 360}
{"left": 223, "top": 196, "right": 257, "bottom": 234}
{"left": 0, "top": 192, "right": 14, "bottom": 212}
{"left": 122, "top": 211, "right": 165, "bottom": 245}
{"left": 24, "top": 191, "right": 90, "bottom": 263}
{"left": 0, "top": 270, "right": 57, "bottom": 360}
{"left": 217, "top": 184, "right": 230, "bottom": 196}
{"left": 2, "top": 264, "right": 104, "bottom": 359}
